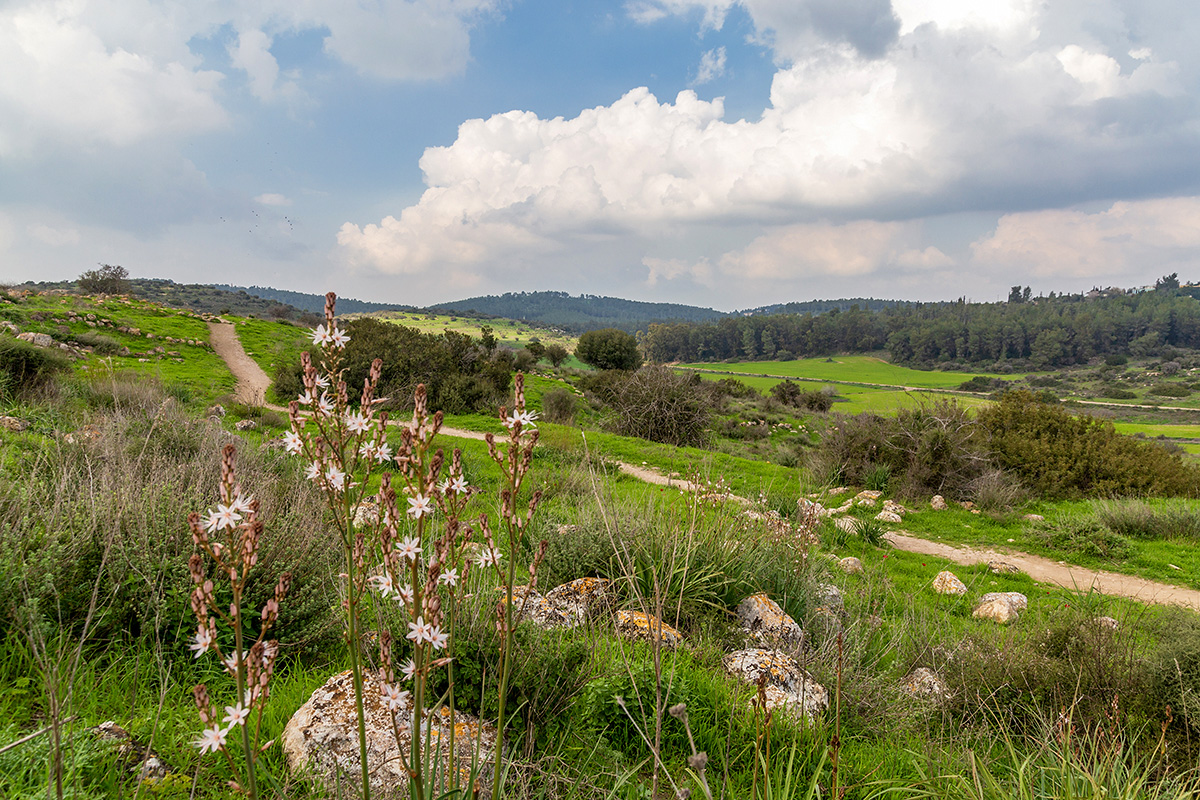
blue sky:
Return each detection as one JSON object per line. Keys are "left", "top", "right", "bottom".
{"left": 3, "top": 0, "right": 1200, "bottom": 310}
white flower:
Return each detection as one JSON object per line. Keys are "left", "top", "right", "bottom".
{"left": 196, "top": 725, "right": 227, "bottom": 754}
{"left": 283, "top": 430, "right": 304, "bottom": 454}
{"left": 448, "top": 476, "right": 469, "bottom": 495}
{"left": 406, "top": 494, "right": 433, "bottom": 519}
{"left": 222, "top": 652, "right": 241, "bottom": 675}
{"left": 305, "top": 461, "right": 322, "bottom": 482}
{"left": 380, "top": 683, "right": 409, "bottom": 712}
{"left": 406, "top": 617, "right": 433, "bottom": 644}
{"left": 373, "top": 443, "right": 393, "bottom": 463}
{"left": 369, "top": 573, "right": 396, "bottom": 598}
{"left": 206, "top": 503, "right": 242, "bottom": 532}
{"left": 311, "top": 324, "right": 332, "bottom": 346}
{"left": 316, "top": 394, "right": 335, "bottom": 416}
{"left": 345, "top": 412, "right": 370, "bottom": 434}
{"left": 189, "top": 626, "right": 213, "bottom": 658}
{"left": 400, "top": 658, "right": 417, "bottom": 681}
{"left": 229, "top": 494, "right": 254, "bottom": 515}
{"left": 475, "top": 547, "right": 503, "bottom": 568}
{"left": 330, "top": 327, "right": 350, "bottom": 348}
{"left": 396, "top": 537, "right": 422, "bottom": 561}
{"left": 429, "top": 627, "right": 449, "bottom": 651}
{"left": 502, "top": 409, "right": 538, "bottom": 430}
{"left": 324, "top": 465, "right": 346, "bottom": 492}
{"left": 298, "top": 389, "right": 315, "bottom": 406}
{"left": 314, "top": 374, "right": 330, "bottom": 388}
{"left": 439, "top": 568, "right": 458, "bottom": 587}
{"left": 397, "top": 584, "right": 414, "bottom": 605}
{"left": 223, "top": 705, "right": 250, "bottom": 728}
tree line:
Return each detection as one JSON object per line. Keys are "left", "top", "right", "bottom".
{"left": 643, "top": 289, "right": 1200, "bottom": 368}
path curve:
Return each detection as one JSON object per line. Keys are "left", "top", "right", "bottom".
{"left": 208, "top": 321, "right": 272, "bottom": 405}
{"left": 208, "top": 324, "right": 1200, "bottom": 612}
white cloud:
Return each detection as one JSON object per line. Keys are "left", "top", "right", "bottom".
{"left": 255, "top": 193, "right": 293, "bottom": 207}
{"left": 970, "top": 197, "right": 1200, "bottom": 280}
{"left": 27, "top": 223, "right": 80, "bottom": 246}
{"left": 693, "top": 47, "right": 727, "bottom": 85}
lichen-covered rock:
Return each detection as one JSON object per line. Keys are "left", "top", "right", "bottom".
{"left": 0, "top": 415, "right": 29, "bottom": 432}
{"left": 882, "top": 500, "right": 906, "bottom": 516}
{"left": 63, "top": 424, "right": 101, "bottom": 444}
{"left": 834, "top": 517, "right": 858, "bottom": 534}
{"left": 499, "top": 585, "right": 575, "bottom": 630}
{"left": 837, "top": 557, "right": 864, "bottom": 575}
{"left": 207, "top": 404, "right": 227, "bottom": 418}
{"left": 723, "top": 649, "right": 828, "bottom": 718}
{"left": 932, "top": 571, "right": 968, "bottom": 596}
{"left": 875, "top": 510, "right": 902, "bottom": 524}
{"left": 901, "top": 667, "right": 949, "bottom": 701}
{"left": 855, "top": 497, "right": 878, "bottom": 508}
{"left": 979, "top": 592, "right": 1027, "bottom": 613}
{"left": 736, "top": 593, "right": 803, "bottom": 647}
{"left": 930, "top": 495, "right": 948, "bottom": 510}
{"left": 282, "top": 670, "right": 495, "bottom": 798}
{"left": 545, "top": 577, "right": 616, "bottom": 624}
{"left": 988, "top": 561, "right": 1020, "bottom": 575}
{"left": 615, "top": 610, "right": 682, "bottom": 648}
{"left": 16, "top": 331, "right": 54, "bottom": 348}
{"left": 854, "top": 490, "right": 883, "bottom": 502}
{"left": 91, "top": 721, "right": 170, "bottom": 781}
{"left": 234, "top": 419, "right": 258, "bottom": 431}
{"left": 973, "top": 593, "right": 1024, "bottom": 624}
{"left": 815, "top": 583, "right": 844, "bottom": 615}
{"left": 798, "top": 498, "right": 826, "bottom": 517}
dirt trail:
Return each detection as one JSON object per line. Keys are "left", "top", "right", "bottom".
{"left": 209, "top": 324, "right": 1200, "bottom": 612}
{"left": 208, "top": 321, "right": 272, "bottom": 405}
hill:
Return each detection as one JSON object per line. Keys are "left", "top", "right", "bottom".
{"left": 212, "top": 284, "right": 415, "bottom": 315}
{"left": 430, "top": 290, "right": 725, "bottom": 333}
{"left": 12, "top": 278, "right": 314, "bottom": 320}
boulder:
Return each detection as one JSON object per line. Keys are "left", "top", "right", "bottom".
{"left": 544, "top": 577, "right": 616, "bottom": 624}
{"left": 900, "top": 667, "right": 949, "bottom": 701}
{"left": 500, "top": 585, "right": 575, "bottom": 630}
{"left": 207, "top": 404, "right": 226, "bottom": 418}
{"left": 16, "top": 331, "right": 54, "bottom": 348}
{"left": 814, "top": 583, "right": 844, "bottom": 615}
{"left": 736, "top": 593, "right": 803, "bottom": 648}
{"left": 930, "top": 495, "right": 948, "bottom": 511}
{"left": 875, "top": 510, "right": 902, "bottom": 524}
{"left": 0, "top": 415, "right": 29, "bottom": 432}
{"left": 987, "top": 561, "right": 1020, "bottom": 575}
{"left": 882, "top": 500, "right": 906, "bottom": 516}
{"left": 932, "top": 571, "right": 967, "bottom": 596}
{"left": 0, "top": 320, "right": 17, "bottom": 333}
{"left": 282, "top": 670, "right": 496, "bottom": 798}
{"left": 723, "top": 649, "right": 828, "bottom": 718}
{"left": 837, "top": 557, "right": 864, "bottom": 575}
{"left": 855, "top": 497, "right": 878, "bottom": 508}
{"left": 234, "top": 419, "right": 258, "bottom": 431}
{"left": 979, "top": 592, "right": 1027, "bottom": 613}
{"left": 973, "top": 593, "right": 1026, "bottom": 624}
{"left": 798, "top": 498, "right": 826, "bottom": 517}
{"left": 834, "top": 517, "right": 858, "bottom": 534}
{"left": 615, "top": 610, "right": 682, "bottom": 648}
{"left": 854, "top": 490, "right": 883, "bottom": 502}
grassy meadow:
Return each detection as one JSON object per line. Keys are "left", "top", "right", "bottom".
{"left": 3, "top": 289, "right": 1200, "bottom": 799}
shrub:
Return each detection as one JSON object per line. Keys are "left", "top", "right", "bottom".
{"left": 1149, "top": 383, "right": 1191, "bottom": 398}
{"left": 593, "top": 366, "right": 712, "bottom": 447}
{"left": 1144, "top": 611, "right": 1200, "bottom": 739}
{"left": 575, "top": 328, "right": 641, "bottom": 371}
{"left": 544, "top": 343, "right": 570, "bottom": 367}
{"left": 959, "top": 375, "right": 1007, "bottom": 392}
{"left": 1105, "top": 354, "right": 1129, "bottom": 366}
{"left": 1092, "top": 500, "right": 1200, "bottom": 541}
{"left": 540, "top": 387, "right": 578, "bottom": 425}
{"left": 1031, "top": 518, "right": 1134, "bottom": 561}
{"left": 71, "top": 331, "right": 123, "bottom": 355}
{"left": 0, "top": 337, "right": 69, "bottom": 399}
{"left": 771, "top": 380, "right": 833, "bottom": 412}
{"left": 978, "top": 391, "right": 1200, "bottom": 498}
{"left": 1099, "top": 387, "right": 1137, "bottom": 400}
{"left": 77, "top": 263, "right": 130, "bottom": 295}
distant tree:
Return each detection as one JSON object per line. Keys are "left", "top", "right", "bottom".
{"left": 1007, "top": 285, "right": 1031, "bottom": 303}
{"left": 545, "top": 343, "right": 569, "bottom": 367}
{"left": 78, "top": 263, "right": 130, "bottom": 295}
{"left": 512, "top": 349, "right": 536, "bottom": 372}
{"left": 479, "top": 325, "right": 497, "bottom": 354}
{"left": 525, "top": 337, "right": 546, "bottom": 361}
{"left": 575, "top": 328, "right": 642, "bottom": 371}
{"left": 1156, "top": 273, "right": 1180, "bottom": 290}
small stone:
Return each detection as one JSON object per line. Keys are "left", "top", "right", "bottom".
{"left": 875, "top": 510, "right": 902, "bottom": 524}
{"left": 973, "top": 595, "right": 1021, "bottom": 624}
{"left": 0, "top": 415, "right": 29, "bottom": 432}
{"left": 814, "top": 582, "right": 844, "bottom": 615}
{"left": 615, "top": 610, "right": 682, "bottom": 648}
{"left": 930, "top": 495, "right": 948, "bottom": 510}
{"left": 932, "top": 571, "right": 968, "bottom": 596}
{"left": 1093, "top": 616, "right": 1120, "bottom": 631}
{"left": 736, "top": 593, "right": 803, "bottom": 647}
{"left": 855, "top": 497, "right": 878, "bottom": 508}
{"left": 988, "top": 560, "right": 1020, "bottom": 575}
{"left": 352, "top": 501, "right": 380, "bottom": 528}
{"left": 234, "top": 419, "right": 258, "bottom": 431}
{"left": 207, "top": 404, "right": 226, "bottom": 418}
{"left": 901, "top": 667, "right": 949, "bottom": 701}
{"left": 837, "top": 557, "right": 864, "bottom": 575}
{"left": 723, "top": 649, "right": 827, "bottom": 718}
{"left": 854, "top": 490, "right": 883, "bottom": 501}
{"left": 979, "top": 592, "right": 1027, "bottom": 612}
{"left": 960, "top": 501, "right": 976, "bottom": 510}
{"left": 882, "top": 500, "right": 906, "bottom": 516}
{"left": 1023, "top": 514, "right": 1045, "bottom": 522}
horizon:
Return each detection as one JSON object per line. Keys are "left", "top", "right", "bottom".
{"left": 3, "top": 1, "right": 1200, "bottom": 309}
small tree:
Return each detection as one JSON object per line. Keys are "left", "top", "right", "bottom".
{"left": 525, "top": 337, "right": 546, "bottom": 361}
{"left": 545, "top": 344, "right": 569, "bottom": 368}
{"left": 77, "top": 263, "right": 130, "bottom": 295}
{"left": 1156, "top": 273, "right": 1181, "bottom": 291}
{"left": 576, "top": 328, "right": 641, "bottom": 371}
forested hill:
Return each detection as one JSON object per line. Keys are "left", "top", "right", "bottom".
{"left": 644, "top": 290, "right": 1200, "bottom": 369}
{"left": 744, "top": 297, "right": 912, "bottom": 315}
{"left": 430, "top": 291, "right": 725, "bottom": 333}
{"left": 212, "top": 285, "right": 413, "bottom": 315}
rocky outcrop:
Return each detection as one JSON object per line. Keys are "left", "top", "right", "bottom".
{"left": 544, "top": 577, "right": 616, "bottom": 624}
{"left": 723, "top": 649, "right": 828, "bottom": 718}
{"left": 615, "top": 610, "right": 682, "bottom": 648}
{"left": 500, "top": 585, "right": 575, "bottom": 630}
{"left": 16, "top": 331, "right": 53, "bottom": 348}
{"left": 736, "top": 593, "right": 803, "bottom": 648}
{"left": 932, "top": 571, "right": 968, "bottom": 596}
{"left": 281, "top": 670, "right": 495, "bottom": 798}
{"left": 874, "top": 510, "right": 902, "bottom": 524}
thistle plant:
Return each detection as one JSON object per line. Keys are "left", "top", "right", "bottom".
{"left": 187, "top": 443, "right": 291, "bottom": 797}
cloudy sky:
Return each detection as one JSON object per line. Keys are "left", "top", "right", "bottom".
{"left": 3, "top": 0, "right": 1200, "bottom": 310}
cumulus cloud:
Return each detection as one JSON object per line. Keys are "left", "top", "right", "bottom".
{"left": 693, "top": 47, "right": 727, "bottom": 85}
{"left": 970, "top": 197, "right": 1200, "bottom": 280}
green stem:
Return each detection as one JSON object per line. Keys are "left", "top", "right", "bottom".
{"left": 232, "top": 589, "right": 258, "bottom": 800}
{"left": 410, "top": 551, "right": 426, "bottom": 800}
{"left": 345, "top": 535, "right": 371, "bottom": 800}
{"left": 491, "top": 558, "right": 516, "bottom": 800}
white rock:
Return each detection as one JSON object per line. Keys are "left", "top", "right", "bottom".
{"left": 988, "top": 561, "right": 1020, "bottom": 575}
{"left": 1024, "top": 513, "right": 1045, "bottom": 522}
{"left": 932, "top": 571, "right": 968, "bottom": 596}
{"left": 855, "top": 497, "right": 878, "bottom": 508}
{"left": 834, "top": 517, "right": 858, "bottom": 533}
{"left": 544, "top": 577, "right": 616, "bottom": 624}
{"left": 875, "top": 510, "right": 902, "bottom": 524}
{"left": 854, "top": 490, "right": 883, "bottom": 501}
{"left": 16, "top": 331, "right": 54, "bottom": 348}
{"left": 930, "top": 495, "right": 948, "bottom": 510}
{"left": 901, "top": 667, "right": 949, "bottom": 701}
{"left": 723, "top": 649, "right": 827, "bottom": 719}
{"left": 736, "top": 593, "right": 803, "bottom": 647}
{"left": 979, "top": 592, "right": 1027, "bottom": 613}
{"left": 837, "top": 557, "right": 864, "bottom": 575}
{"left": 882, "top": 500, "right": 906, "bottom": 516}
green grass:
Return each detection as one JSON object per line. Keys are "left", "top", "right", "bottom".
{"left": 360, "top": 310, "right": 577, "bottom": 351}
{"left": 678, "top": 355, "right": 1011, "bottom": 389}
{"left": 233, "top": 317, "right": 310, "bottom": 377}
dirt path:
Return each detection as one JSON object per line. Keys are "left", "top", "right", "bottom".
{"left": 208, "top": 321, "right": 272, "bottom": 405}
{"left": 208, "top": 324, "right": 1200, "bottom": 612}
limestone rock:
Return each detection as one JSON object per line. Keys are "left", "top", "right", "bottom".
{"left": 882, "top": 500, "right": 906, "bottom": 516}
{"left": 352, "top": 500, "right": 380, "bottom": 529}
{"left": 901, "top": 667, "right": 949, "bottom": 701}
{"left": 91, "top": 721, "right": 170, "bottom": 781}
{"left": 837, "top": 557, "right": 864, "bottom": 575}
{"left": 545, "top": 577, "right": 616, "bottom": 624}
{"left": 855, "top": 497, "right": 878, "bottom": 508}
{"left": 875, "top": 510, "right": 902, "bottom": 524}
{"left": 16, "top": 331, "right": 54, "bottom": 348}
{"left": 979, "top": 592, "right": 1027, "bottom": 613}
{"left": 1093, "top": 616, "right": 1120, "bottom": 631}
{"left": 500, "top": 585, "right": 575, "bottom": 630}
{"left": 63, "top": 424, "right": 101, "bottom": 444}
{"left": 0, "top": 415, "right": 29, "bottom": 432}
{"left": 207, "top": 404, "right": 226, "bottom": 418}
{"left": 282, "top": 670, "right": 496, "bottom": 798}
{"left": 834, "top": 517, "right": 858, "bottom": 534}
{"left": 615, "top": 610, "right": 682, "bottom": 648}
{"left": 798, "top": 498, "right": 826, "bottom": 517}
{"left": 723, "top": 649, "right": 827, "bottom": 718}
{"left": 815, "top": 583, "right": 844, "bottom": 615}
{"left": 973, "top": 593, "right": 1026, "bottom": 624}
{"left": 736, "top": 593, "right": 803, "bottom": 648}
{"left": 988, "top": 561, "right": 1020, "bottom": 575}
{"left": 234, "top": 419, "right": 257, "bottom": 431}
{"left": 930, "top": 495, "right": 948, "bottom": 511}
{"left": 0, "top": 320, "right": 17, "bottom": 334}
{"left": 854, "top": 490, "right": 883, "bottom": 502}
{"left": 932, "top": 571, "right": 967, "bottom": 596}
{"left": 1024, "top": 513, "right": 1045, "bottom": 522}
{"left": 959, "top": 501, "right": 976, "bottom": 510}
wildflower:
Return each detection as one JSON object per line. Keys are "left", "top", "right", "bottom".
{"left": 196, "top": 725, "right": 228, "bottom": 754}
{"left": 324, "top": 465, "right": 346, "bottom": 491}
{"left": 429, "top": 627, "right": 449, "bottom": 651}
{"left": 189, "top": 626, "right": 213, "bottom": 658}
{"left": 314, "top": 373, "right": 330, "bottom": 388}
{"left": 330, "top": 327, "right": 350, "bottom": 348}
{"left": 345, "top": 412, "right": 370, "bottom": 434}
{"left": 406, "top": 494, "right": 433, "bottom": 519}
{"left": 223, "top": 652, "right": 241, "bottom": 675}
{"left": 223, "top": 704, "right": 250, "bottom": 728}
{"left": 311, "top": 324, "right": 332, "bottom": 346}
{"left": 397, "top": 584, "right": 414, "bottom": 605}
{"left": 476, "top": 547, "right": 502, "bottom": 568}
{"left": 400, "top": 658, "right": 417, "bottom": 681}
{"left": 205, "top": 503, "right": 242, "bottom": 532}
{"left": 369, "top": 573, "right": 396, "bottom": 598}
{"left": 298, "top": 389, "right": 316, "bottom": 406}
{"left": 316, "top": 394, "right": 335, "bottom": 416}
{"left": 406, "top": 617, "right": 433, "bottom": 644}
{"left": 304, "top": 461, "right": 322, "bottom": 482}
{"left": 283, "top": 430, "right": 304, "bottom": 454}
{"left": 380, "top": 683, "right": 409, "bottom": 712}
{"left": 502, "top": 409, "right": 539, "bottom": 430}
{"left": 229, "top": 494, "right": 254, "bottom": 515}
{"left": 373, "top": 442, "right": 393, "bottom": 463}
{"left": 396, "top": 537, "right": 422, "bottom": 561}
{"left": 439, "top": 568, "right": 458, "bottom": 587}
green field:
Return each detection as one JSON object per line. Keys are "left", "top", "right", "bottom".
{"left": 360, "top": 310, "right": 576, "bottom": 349}
{"left": 678, "top": 355, "right": 1008, "bottom": 389}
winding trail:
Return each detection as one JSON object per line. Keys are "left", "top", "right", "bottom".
{"left": 209, "top": 323, "right": 1200, "bottom": 612}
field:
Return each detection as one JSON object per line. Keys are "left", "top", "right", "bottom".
{"left": 4, "top": 290, "right": 1200, "bottom": 800}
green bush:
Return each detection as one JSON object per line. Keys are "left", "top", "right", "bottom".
{"left": 540, "top": 387, "right": 578, "bottom": 425}
{"left": 1092, "top": 500, "right": 1200, "bottom": 541}
{"left": 771, "top": 380, "right": 833, "bottom": 412}
{"left": 575, "top": 328, "right": 641, "bottom": 371}
{"left": 1099, "top": 387, "right": 1137, "bottom": 400}
{"left": 1149, "top": 383, "right": 1191, "bottom": 398}
{"left": 587, "top": 366, "right": 712, "bottom": 447}
{"left": 1031, "top": 518, "right": 1134, "bottom": 561}
{"left": 978, "top": 391, "right": 1200, "bottom": 499}
{"left": 0, "top": 337, "right": 69, "bottom": 398}
{"left": 71, "top": 331, "right": 123, "bottom": 355}
{"left": 1144, "top": 611, "right": 1200, "bottom": 739}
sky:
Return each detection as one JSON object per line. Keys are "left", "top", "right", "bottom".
{"left": 3, "top": 0, "right": 1200, "bottom": 311}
